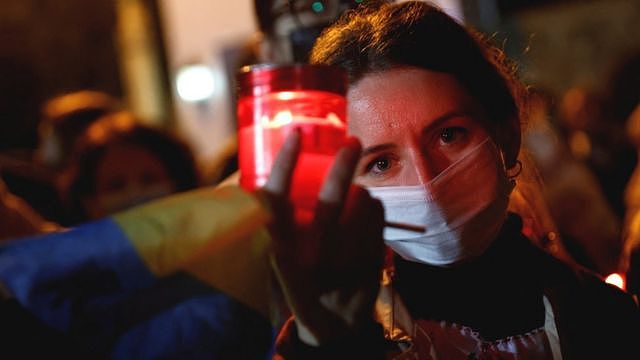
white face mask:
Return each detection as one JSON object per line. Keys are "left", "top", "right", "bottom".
{"left": 367, "top": 138, "right": 514, "bottom": 266}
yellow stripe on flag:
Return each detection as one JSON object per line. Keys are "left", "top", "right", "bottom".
{"left": 113, "top": 185, "right": 274, "bottom": 317}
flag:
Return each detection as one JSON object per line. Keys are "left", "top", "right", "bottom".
{"left": 0, "top": 185, "right": 278, "bottom": 358}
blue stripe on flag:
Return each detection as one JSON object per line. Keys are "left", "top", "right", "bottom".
{"left": 110, "top": 274, "right": 275, "bottom": 359}
{"left": 0, "top": 218, "right": 155, "bottom": 330}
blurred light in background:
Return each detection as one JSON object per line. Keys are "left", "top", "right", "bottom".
{"left": 311, "top": 2, "right": 324, "bottom": 13}
{"left": 117, "top": 0, "right": 169, "bottom": 125}
{"left": 605, "top": 272, "right": 626, "bottom": 291}
{"left": 175, "top": 64, "right": 215, "bottom": 102}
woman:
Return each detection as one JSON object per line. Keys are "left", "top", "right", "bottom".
{"left": 57, "top": 112, "right": 199, "bottom": 224}
{"left": 263, "top": 2, "right": 639, "bottom": 358}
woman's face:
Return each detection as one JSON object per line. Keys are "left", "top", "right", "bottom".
{"left": 83, "top": 142, "right": 176, "bottom": 219}
{"left": 348, "top": 67, "right": 496, "bottom": 187}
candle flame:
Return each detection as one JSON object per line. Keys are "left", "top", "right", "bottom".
{"left": 275, "top": 91, "right": 296, "bottom": 101}
{"left": 261, "top": 111, "right": 345, "bottom": 129}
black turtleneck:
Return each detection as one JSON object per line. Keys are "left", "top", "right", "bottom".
{"left": 393, "top": 213, "right": 546, "bottom": 341}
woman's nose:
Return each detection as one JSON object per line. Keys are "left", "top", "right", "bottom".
{"left": 403, "top": 146, "right": 438, "bottom": 186}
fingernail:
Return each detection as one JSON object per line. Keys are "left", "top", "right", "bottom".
{"left": 290, "top": 127, "right": 301, "bottom": 138}
{"left": 284, "top": 127, "right": 301, "bottom": 145}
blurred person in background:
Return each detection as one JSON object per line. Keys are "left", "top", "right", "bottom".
{"left": 554, "top": 51, "right": 640, "bottom": 286}
{"left": 609, "top": 51, "right": 640, "bottom": 227}
{"left": 525, "top": 88, "right": 623, "bottom": 276}
{"left": 36, "top": 90, "right": 122, "bottom": 170}
{"left": 557, "top": 86, "right": 601, "bottom": 163}
{"left": 557, "top": 52, "right": 640, "bottom": 228}
{"left": 1, "top": 90, "right": 121, "bottom": 225}
{"left": 600, "top": 51, "right": 640, "bottom": 223}
{"left": 57, "top": 111, "right": 200, "bottom": 225}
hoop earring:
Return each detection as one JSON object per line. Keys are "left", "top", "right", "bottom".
{"left": 507, "top": 160, "right": 522, "bottom": 180}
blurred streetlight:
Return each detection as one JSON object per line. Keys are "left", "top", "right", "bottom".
{"left": 175, "top": 64, "right": 216, "bottom": 102}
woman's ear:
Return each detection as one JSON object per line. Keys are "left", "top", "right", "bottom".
{"left": 506, "top": 159, "right": 522, "bottom": 179}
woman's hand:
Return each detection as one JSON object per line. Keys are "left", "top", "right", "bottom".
{"left": 259, "top": 130, "right": 386, "bottom": 346}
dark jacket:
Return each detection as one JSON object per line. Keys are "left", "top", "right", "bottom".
{"left": 275, "top": 214, "right": 640, "bottom": 359}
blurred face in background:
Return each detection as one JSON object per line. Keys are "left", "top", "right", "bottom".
{"left": 82, "top": 142, "right": 176, "bottom": 219}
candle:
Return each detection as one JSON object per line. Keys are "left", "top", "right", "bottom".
{"left": 237, "top": 65, "right": 348, "bottom": 225}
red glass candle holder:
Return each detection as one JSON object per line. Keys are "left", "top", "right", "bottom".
{"left": 237, "top": 64, "right": 348, "bottom": 222}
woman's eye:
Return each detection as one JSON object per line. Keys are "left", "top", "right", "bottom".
{"left": 366, "top": 156, "right": 393, "bottom": 175}
{"left": 439, "top": 126, "right": 467, "bottom": 144}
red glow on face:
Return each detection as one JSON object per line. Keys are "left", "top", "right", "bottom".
{"left": 605, "top": 273, "right": 626, "bottom": 291}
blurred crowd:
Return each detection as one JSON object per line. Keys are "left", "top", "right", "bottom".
{"left": 0, "top": 90, "right": 202, "bottom": 233}
{"left": 521, "top": 50, "right": 640, "bottom": 286}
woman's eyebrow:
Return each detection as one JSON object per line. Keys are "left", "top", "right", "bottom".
{"left": 361, "top": 143, "right": 396, "bottom": 157}
{"left": 421, "top": 111, "right": 474, "bottom": 135}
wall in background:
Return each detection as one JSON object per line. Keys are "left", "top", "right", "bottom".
{"left": 0, "top": 0, "right": 121, "bottom": 150}
{"left": 158, "top": 0, "right": 256, "bottom": 174}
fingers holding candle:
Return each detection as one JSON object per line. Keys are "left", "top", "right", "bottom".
{"left": 317, "top": 137, "right": 362, "bottom": 205}
{"left": 264, "top": 128, "right": 301, "bottom": 197}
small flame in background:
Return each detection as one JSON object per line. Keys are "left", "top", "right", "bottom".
{"left": 605, "top": 273, "right": 626, "bottom": 291}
